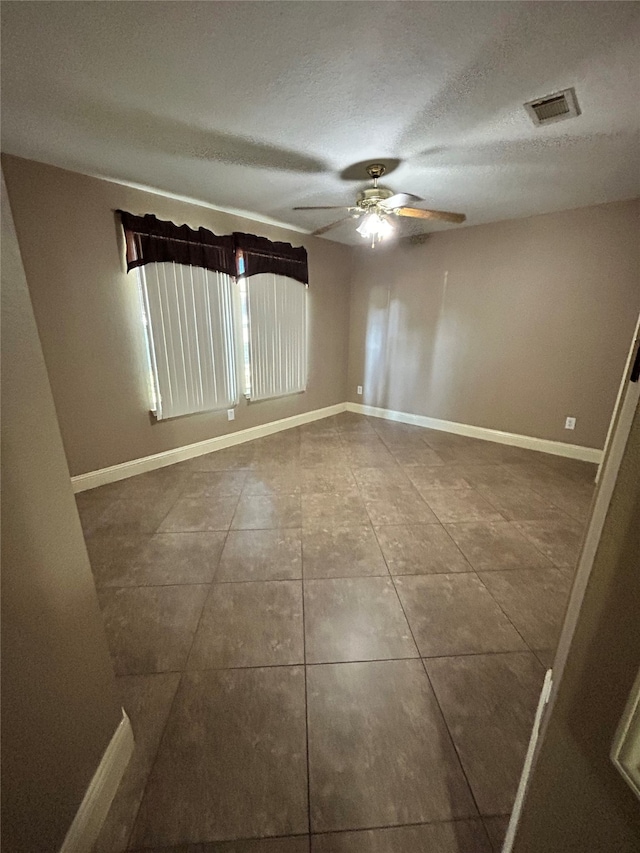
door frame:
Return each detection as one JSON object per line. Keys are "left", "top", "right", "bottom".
{"left": 502, "top": 313, "right": 640, "bottom": 852}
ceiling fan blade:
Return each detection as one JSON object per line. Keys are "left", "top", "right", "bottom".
{"left": 312, "top": 216, "right": 352, "bottom": 236}
{"left": 293, "top": 205, "right": 350, "bottom": 211}
{"left": 395, "top": 207, "right": 466, "bottom": 224}
{"left": 380, "top": 192, "right": 423, "bottom": 210}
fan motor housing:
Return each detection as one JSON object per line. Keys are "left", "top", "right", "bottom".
{"left": 357, "top": 186, "right": 394, "bottom": 208}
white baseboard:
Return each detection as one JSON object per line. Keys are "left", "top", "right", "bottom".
{"left": 346, "top": 402, "right": 603, "bottom": 464}
{"left": 72, "top": 399, "right": 603, "bottom": 493}
{"left": 71, "top": 403, "right": 346, "bottom": 492}
{"left": 60, "top": 710, "right": 134, "bottom": 853}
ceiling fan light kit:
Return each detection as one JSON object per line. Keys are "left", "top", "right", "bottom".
{"left": 356, "top": 211, "right": 395, "bottom": 247}
{"left": 294, "top": 163, "right": 466, "bottom": 246}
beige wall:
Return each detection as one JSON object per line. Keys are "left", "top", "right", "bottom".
{"left": 514, "top": 400, "right": 640, "bottom": 851}
{"left": 1, "top": 173, "right": 122, "bottom": 851}
{"left": 347, "top": 199, "right": 640, "bottom": 448}
{"left": 2, "top": 155, "right": 353, "bottom": 476}
{"left": 4, "top": 152, "right": 638, "bottom": 472}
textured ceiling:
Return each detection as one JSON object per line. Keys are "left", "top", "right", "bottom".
{"left": 2, "top": 1, "right": 639, "bottom": 244}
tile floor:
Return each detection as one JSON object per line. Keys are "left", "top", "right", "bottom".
{"left": 77, "top": 413, "right": 596, "bottom": 853}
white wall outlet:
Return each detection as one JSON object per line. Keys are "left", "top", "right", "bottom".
{"left": 565, "top": 416, "right": 576, "bottom": 430}
{"left": 227, "top": 408, "right": 235, "bottom": 421}
{"left": 357, "top": 385, "right": 363, "bottom": 395}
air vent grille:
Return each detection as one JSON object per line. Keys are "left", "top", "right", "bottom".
{"left": 524, "top": 88, "right": 580, "bottom": 126}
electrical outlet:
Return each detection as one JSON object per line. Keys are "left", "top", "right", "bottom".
{"left": 565, "top": 416, "right": 576, "bottom": 430}
{"left": 357, "top": 385, "right": 363, "bottom": 395}
{"left": 227, "top": 408, "right": 235, "bottom": 421}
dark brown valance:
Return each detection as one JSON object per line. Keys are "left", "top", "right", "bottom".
{"left": 117, "top": 211, "right": 236, "bottom": 277}
{"left": 234, "top": 232, "right": 308, "bottom": 285}
{"left": 117, "top": 212, "right": 308, "bottom": 285}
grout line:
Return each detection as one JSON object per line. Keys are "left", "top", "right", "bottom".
{"left": 419, "top": 658, "right": 487, "bottom": 825}
{"left": 123, "top": 670, "right": 183, "bottom": 850}
{"left": 300, "top": 516, "right": 313, "bottom": 838}
{"left": 114, "top": 648, "right": 546, "bottom": 680}
{"left": 122, "top": 486, "right": 243, "bottom": 849}
{"left": 379, "top": 546, "right": 489, "bottom": 829}
{"left": 97, "top": 413, "right": 584, "bottom": 847}
{"left": 472, "top": 570, "right": 556, "bottom": 666}
{"left": 126, "top": 814, "right": 508, "bottom": 850}
{"left": 367, "top": 491, "right": 496, "bottom": 830}
{"left": 311, "top": 814, "right": 500, "bottom": 837}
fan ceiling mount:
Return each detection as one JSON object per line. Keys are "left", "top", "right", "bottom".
{"left": 294, "top": 162, "right": 466, "bottom": 244}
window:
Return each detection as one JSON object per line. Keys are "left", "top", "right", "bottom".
{"left": 137, "top": 262, "right": 238, "bottom": 420}
{"left": 239, "top": 272, "right": 307, "bottom": 401}
{"left": 118, "top": 212, "right": 309, "bottom": 419}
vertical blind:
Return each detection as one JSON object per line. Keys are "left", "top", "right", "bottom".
{"left": 243, "top": 273, "right": 307, "bottom": 402}
{"left": 119, "top": 213, "right": 310, "bottom": 418}
{"left": 138, "top": 262, "right": 238, "bottom": 420}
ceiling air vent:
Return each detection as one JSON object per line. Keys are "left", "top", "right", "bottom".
{"left": 524, "top": 87, "right": 580, "bottom": 126}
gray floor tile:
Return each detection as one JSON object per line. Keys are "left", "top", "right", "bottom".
{"left": 450, "top": 465, "right": 523, "bottom": 489}
{"left": 304, "top": 577, "right": 418, "bottom": 663}
{"left": 83, "top": 415, "right": 588, "bottom": 849}
{"left": 444, "top": 521, "right": 553, "bottom": 572}
{"left": 75, "top": 489, "right": 118, "bottom": 536}
{"left": 307, "top": 660, "right": 477, "bottom": 832}
{"left": 301, "top": 467, "right": 357, "bottom": 494}
{"left": 432, "top": 443, "right": 506, "bottom": 465}
{"left": 302, "top": 526, "right": 388, "bottom": 579}
{"left": 375, "top": 524, "right": 470, "bottom": 575}
{"left": 514, "top": 518, "right": 585, "bottom": 568}
{"left": 372, "top": 422, "right": 426, "bottom": 441}
{"left": 533, "top": 648, "right": 555, "bottom": 668}
{"left": 530, "top": 478, "right": 594, "bottom": 522}
{"left": 109, "top": 465, "right": 188, "bottom": 498}
{"left": 86, "top": 532, "right": 150, "bottom": 587}
{"left": 203, "top": 839, "right": 310, "bottom": 852}
{"left": 129, "top": 845, "right": 202, "bottom": 853}
{"left": 92, "top": 494, "right": 178, "bottom": 535}
{"left": 217, "top": 530, "right": 302, "bottom": 581}
{"left": 426, "top": 652, "right": 544, "bottom": 815}
{"left": 390, "top": 446, "right": 446, "bottom": 467}
{"left": 188, "top": 447, "right": 257, "bottom": 471}
{"left": 379, "top": 434, "right": 434, "bottom": 452}
{"left": 395, "top": 574, "right": 526, "bottom": 657}
{"left": 232, "top": 494, "right": 302, "bottom": 529}
{"left": 181, "top": 471, "right": 248, "bottom": 497}
{"left": 419, "top": 489, "right": 505, "bottom": 523}
{"left": 243, "top": 466, "right": 302, "bottom": 495}
{"left": 479, "top": 568, "right": 572, "bottom": 650}
{"left": 188, "top": 580, "right": 304, "bottom": 669}
{"left": 98, "top": 584, "right": 208, "bottom": 675}
{"left": 407, "top": 465, "right": 474, "bottom": 491}
{"left": 94, "top": 673, "right": 181, "bottom": 853}
{"left": 477, "top": 482, "right": 568, "bottom": 521}
{"left": 159, "top": 495, "right": 239, "bottom": 532}
{"left": 131, "top": 667, "right": 308, "bottom": 846}
{"left": 302, "top": 492, "right": 370, "bottom": 529}
{"left": 344, "top": 447, "right": 398, "bottom": 467}
{"left": 120, "top": 532, "right": 226, "bottom": 586}
{"left": 252, "top": 450, "right": 301, "bottom": 465}
{"left": 339, "top": 435, "right": 387, "bottom": 450}
{"left": 351, "top": 466, "right": 412, "bottom": 489}
{"left": 300, "top": 447, "right": 349, "bottom": 468}
{"left": 361, "top": 485, "right": 438, "bottom": 526}
{"left": 311, "top": 820, "right": 492, "bottom": 852}
{"left": 483, "top": 815, "right": 510, "bottom": 853}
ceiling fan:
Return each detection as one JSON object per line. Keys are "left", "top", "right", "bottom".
{"left": 294, "top": 163, "right": 466, "bottom": 246}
